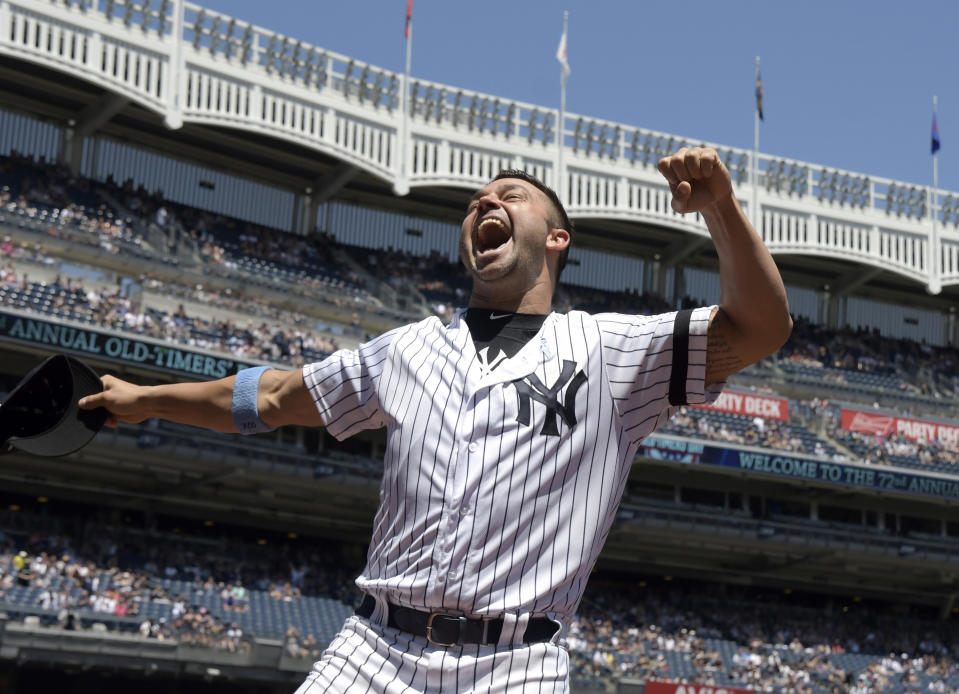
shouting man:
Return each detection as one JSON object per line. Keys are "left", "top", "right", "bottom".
{"left": 81, "top": 148, "right": 791, "bottom": 693}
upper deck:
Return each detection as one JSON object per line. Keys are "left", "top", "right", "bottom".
{"left": 1, "top": 0, "right": 957, "bottom": 294}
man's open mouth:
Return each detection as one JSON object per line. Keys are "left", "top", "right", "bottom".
{"left": 475, "top": 217, "right": 511, "bottom": 255}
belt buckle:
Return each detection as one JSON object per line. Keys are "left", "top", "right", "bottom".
{"left": 426, "top": 612, "right": 463, "bottom": 647}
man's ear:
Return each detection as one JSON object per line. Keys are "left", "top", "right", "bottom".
{"left": 547, "top": 228, "right": 570, "bottom": 253}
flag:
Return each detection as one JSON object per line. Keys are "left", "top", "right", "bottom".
{"left": 556, "top": 17, "right": 570, "bottom": 79}
{"left": 755, "top": 69, "right": 764, "bottom": 121}
{"left": 932, "top": 112, "right": 941, "bottom": 154}
{"left": 404, "top": 0, "right": 413, "bottom": 39}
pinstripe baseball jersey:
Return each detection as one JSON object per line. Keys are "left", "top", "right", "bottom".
{"left": 303, "top": 304, "right": 721, "bottom": 636}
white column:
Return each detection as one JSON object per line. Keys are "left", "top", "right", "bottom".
{"left": 0, "top": 3, "right": 10, "bottom": 48}
{"left": 251, "top": 84, "right": 263, "bottom": 122}
{"left": 86, "top": 28, "right": 102, "bottom": 71}
{"left": 394, "top": 20, "right": 413, "bottom": 197}
{"left": 163, "top": 0, "right": 185, "bottom": 129}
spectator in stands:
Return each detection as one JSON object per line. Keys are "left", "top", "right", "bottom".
{"left": 2, "top": 504, "right": 959, "bottom": 688}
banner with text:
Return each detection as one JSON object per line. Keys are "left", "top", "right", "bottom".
{"left": 841, "top": 408, "right": 959, "bottom": 448}
{"left": 645, "top": 682, "right": 753, "bottom": 694}
{"left": 0, "top": 310, "right": 258, "bottom": 379}
{"left": 638, "top": 436, "right": 959, "bottom": 501}
{"left": 691, "top": 390, "right": 788, "bottom": 421}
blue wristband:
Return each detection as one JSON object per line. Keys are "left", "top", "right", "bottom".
{"left": 231, "top": 366, "right": 276, "bottom": 435}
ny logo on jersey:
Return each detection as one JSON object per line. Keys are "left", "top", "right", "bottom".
{"left": 476, "top": 347, "right": 508, "bottom": 378}
{"left": 511, "top": 360, "right": 587, "bottom": 436}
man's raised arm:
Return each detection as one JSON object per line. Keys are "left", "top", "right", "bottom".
{"left": 657, "top": 147, "right": 793, "bottom": 385}
{"left": 77, "top": 369, "right": 325, "bottom": 431}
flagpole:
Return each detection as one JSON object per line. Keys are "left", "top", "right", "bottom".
{"left": 557, "top": 10, "right": 568, "bottom": 205}
{"left": 752, "top": 56, "right": 760, "bottom": 231}
{"left": 399, "top": 2, "right": 413, "bottom": 194}
{"left": 931, "top": 94, "right": 940, "bottom": 292}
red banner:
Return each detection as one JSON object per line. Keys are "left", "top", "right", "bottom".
{"left": 645, "top": 682, "right": 753, "bottom": 694}
{"left": 841, "top": 408, "right": 959, "bottom": 448}
{"left": 691, "top": 390, "right": 788, "bottom": 421}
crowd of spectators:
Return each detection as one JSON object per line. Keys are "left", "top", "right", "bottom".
{"left": 556, "top": 285, "right": 675, "bottom": 317}
{"left": 5, "top": 152, "right": 958, "bottom": 383}
{"left": 5, "top": 152, "right": 959, "bottom": 476}
{"left": 344, "top": 245, "right": 482, "bottom": 321}
{"left": 195, "top": 225, "right": 371, "bottom": 310}
{"left": 141, "top": 274, "right": 356, "bottom": 340}
{"left": 1, "top": 497, "right": 959, "bottom": 690}
{"left": 345, "top": 244, "right": 678, "bottom": 322}
{"left": 0, "top": 506, "right": 959, "bottom": 686}
{"left": 663, "top": 407, "right": 835, "bottom": 458}
{"left": 0, "top": 257, "right": 340, "bottom": 366}
{"left": 780, "top": 317, "right": 957, "bottom": 403}
{"left": 0, "top": 502, "right": 360, "bottom": 610}
{"left": 829, "top": 428, "right": 959, "bottom": 469}
{"left": 6, "top": 238, "right": 959, "bottom": 471}
{"left": 2, "top": 153, "right": 378, "bottom": 321}
{"left": 99, "top": 172, "right": 381, "bottom": 318}
{"left": 0, "top": 503, "right": 358, "bottom": 652}
{"left": 284, "top": 625, "right": 321, "bottom": 661}
{"left": 569, "top": 581, "right": 959, "bottom": 693}
{"left": 0, "top": 544, "right": 250, "bottom": 651}
{"left": 0, "top": 155, "right": 148, "bottom": 258}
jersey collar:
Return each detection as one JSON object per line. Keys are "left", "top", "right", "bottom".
{"left": 450, "top": 309, "right": 559, "bottom": 390}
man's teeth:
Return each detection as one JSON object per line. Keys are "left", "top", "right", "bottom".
{"left": 476, "top": 217, "right": 510, "bottom": 253}
{"left": 478, "top": 218, "right": 506, "bottom": 232}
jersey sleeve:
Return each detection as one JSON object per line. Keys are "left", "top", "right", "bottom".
{"left": 596, "top": 306, "right": 724, "bottom": 443}
{"left": 301, "top": 329, "right": 397, "bottom": 440}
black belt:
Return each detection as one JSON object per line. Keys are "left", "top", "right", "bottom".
{"left": 355, "top": 594, "right": 558, "bottom": 647}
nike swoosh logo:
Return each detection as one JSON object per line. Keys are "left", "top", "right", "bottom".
{"left": 489, "top": 313, "right": 513, "bottom": 320}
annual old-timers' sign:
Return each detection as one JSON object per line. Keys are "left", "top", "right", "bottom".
{"left": 0, "top": 310, "right": 258, "bottom": 379}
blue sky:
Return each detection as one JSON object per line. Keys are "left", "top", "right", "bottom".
{"left": 199, "top": 1, "right": 959, "bottom": 192}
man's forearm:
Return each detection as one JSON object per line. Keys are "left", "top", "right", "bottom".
{"left": 655, "top": 146, "right": 791, "bottom": 383}
{"left": 81, "top": 367, "right": 323, "bottom": 431}
{"left": 140, "top": 377, "right": 237, "bottom": 432}
{"left": 701, "top": 193, "right": 792, "bottom": 359}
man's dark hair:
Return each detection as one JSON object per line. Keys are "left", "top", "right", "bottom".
{"left": 492, "top": 169, "right": 573, "bottom": 281}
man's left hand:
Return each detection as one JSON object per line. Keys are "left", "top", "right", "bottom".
{"left": 657, "top": 147, "right": 733, "bottom": 215}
